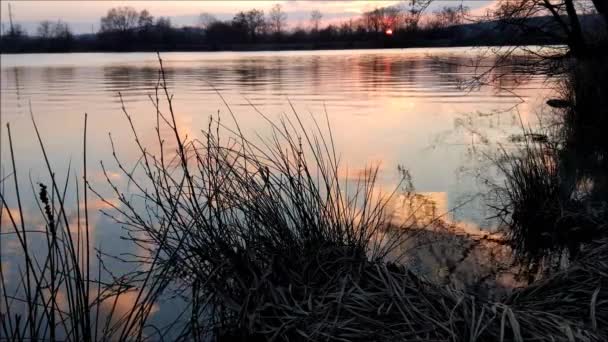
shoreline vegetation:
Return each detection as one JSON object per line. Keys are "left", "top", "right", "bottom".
{"left": 2, "top": 0, "right": 608, "bottom": 340}
{"left": 0, "top": 2, "right": 605, "bottom": 54}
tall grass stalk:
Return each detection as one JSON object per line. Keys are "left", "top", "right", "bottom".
{"left": 0, "top": 112, "right": 169, "bottom": 341}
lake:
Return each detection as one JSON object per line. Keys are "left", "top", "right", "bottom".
{"left": 1, "top": 48, "right": 553, "bottom": 326}
{"left": 1, "top": 48, "right": 553, "bottom": 230}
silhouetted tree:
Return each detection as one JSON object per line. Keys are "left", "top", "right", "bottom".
{"left": 489, "top": 0, "right": 608, "bottom": 58}
{"left": 429, "top": 5, "right": 469, "bottom": 29}
{"left": 156, "top": 17, "right": 171, "bottom": 29}
{"left": 37, "top": 21, "right": 52, "bottom": 38}
{"left": 35, "top": 20, "right": 72, "bottom": 51}
{"left": 5, "top": 22, "right": 25, "bottom": 38}
{"left": 363, "top": 6, "right": 402, "bottom": 37}
{"left": 10, "top": 1, "right": 597, "bottom": 53}
{"left": 36, "top": 20, "right": 71, "bottom": 40}
{"left": 136, "top": 9, "right": 155, "bottom": 43}
{"left": 100, "top": 6, "right": 139, "bottom": 33}
{"left": 198, "top": 12, "right": 218, "bottom": 29}
{"left": 310, "top": 9, "right": 322, "bottom": 32}
{"left": 269, "top": 4, "right": 287, "bottom": 36}
{"left": 206, "top": 21, "right": 244, "bottom": 46}
{"left": 233, "top": 9, "right": 265, "bottom": 42}
{"left": 319, "top": 24, "right": 338, "bottom": 41}
{"left": 52, "top": 21, "right": 71, "bottom": 40}
{"left": 363, "top": 8, "right": 381, "bottom": 34}
{"left": 154, "top": 16, "right": 173, "bottom": 44}
{"left": 404, "top": 0, "right": 433, "bottom": 31}
{"left": 138, "top": 10, "right": 154, "bottom": 29}
{"left": 339, "top": 19, "right": 355, "bottom": 38}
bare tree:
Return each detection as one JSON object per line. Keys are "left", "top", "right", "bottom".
{"left": 37, "top": 20, "right": 53, "bottom": 38}
{"left": 490, "top": 0, "right": 606, "bottom": 58}
{"left": 269, "top": 4, "right": 287, "bottom": 35}
{"left": 52, "top": 20, "right": 71, "bottom": 39}
{"left": 382, "top": 6, "right": 402, "bottom": 31}
{"left": 310, "top": 9, "right": 322, "bottom": 32}
{"left": 249, "top": 9, "right": 266, "bottom": 37}
{"left": 339, "top": 19, "right": 354, "bottom": 37}
{"left": 37, "top": 20, "right": 71, "bottom": 39}
{"left": 156, "top": 17, "right": 172, "bottom": 30}
{"left": 363, "top": 8, "right": 381, "bottom": 33}
{"left": 198, "top": 12, "right": 218, "bottom": 30}
{"left": 100, "top": 6, "right": 139, "bottom": 33}
{"left": 138, "top": 9, "right": 154, "bottom": 29}
{"left": 429, "top": 5, "right": 469, "bottom": 29}
{"left": 363, "top": 6, "right": 402, "bottom": 34}
{"left": 403, "top": 0, "right": 433, "bottom": 31}
{"left": 233, "top": 9, "right": 266, "bottom": 41}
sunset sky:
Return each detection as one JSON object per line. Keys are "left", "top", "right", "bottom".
{"left": 1, "top": 0, "right": 494, "bottom": 34}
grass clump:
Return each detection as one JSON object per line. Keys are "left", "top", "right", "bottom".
{"left": 96, "top": 55, "right": 430, "bottom": 340}
{"left": 492, "top": 139, "right": 575, "bottom": 273}
{"left": 95, "top": 56, "right": 607, "bottom": 341}
{"left": 492, "top": 55, "right": 608, "bottom": 277}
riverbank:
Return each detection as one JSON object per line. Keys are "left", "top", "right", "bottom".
{"left": 1, "top": 17, "right": 571, "bottom": 54}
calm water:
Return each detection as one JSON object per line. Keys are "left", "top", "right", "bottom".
{"left": 1, "top": 48, "right": 552, "bottom": 228}
{"left": 0, "top": 48, "right": 553, "bottom": 326}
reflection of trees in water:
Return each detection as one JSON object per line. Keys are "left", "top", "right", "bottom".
{"left": 429, "top": 57, "right": 463, "bottom": 86}
{"left": 6, "top": 67, "right": 24, "bottom": 113}
{"left": 41, "top": 66, "right": 75, "bottom": 86}
{"left": 433, "top": 53, "right": 546, "bottom": 92}
{"left": 358, "top": 56, "right": 420, "bottom": 90}
{"left": 309, "top": 56, "right": 321, "bottom": 92}
{"left": 359, "top": 53, "right": 543, "bottom": 95}
{"left": 102, "top": 66, "right": 163, "bottom": 95}
{"left": 427, "top": 53, "right": 552, "bottom": 159}
{"left": 552, "top": 60, "right": 608, "bottom": 224}
{"left": 490, "top": 57, "right": 608, "bottom": 277}
{"left": 12, "top": 67, "right": 22, "bottom": 104}
{"left": 232, "top": 58, "right": 286, "bottom": 91}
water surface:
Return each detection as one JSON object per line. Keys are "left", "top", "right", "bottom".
{"left": 1, "top": 48, "right": 552, "bottom": 230}
{"left": 0, "top": 47, "right": 555, "bottom": 331}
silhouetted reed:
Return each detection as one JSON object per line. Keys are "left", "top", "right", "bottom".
{"left": 491, "top": 52, "right": 608, "bottom": 279}
{"left": 95, "top": 55, "right": 607, "bottom": 340}
{"left": 0, "top": 114, "right": 170, "bottom": 340}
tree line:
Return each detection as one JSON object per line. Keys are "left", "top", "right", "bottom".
{"left": 0, "top": 1, "right": 606, "bottom": 53}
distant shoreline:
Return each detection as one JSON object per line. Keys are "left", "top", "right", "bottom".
{"left": 0, "top": 41, "right": 555, "bottom": 55}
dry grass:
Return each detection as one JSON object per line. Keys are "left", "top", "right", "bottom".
{"left": 0, "top": 115, "right": 170, "bottom": 341}
{"left": 95, "top": 55, "right": 607, "bottom": 341}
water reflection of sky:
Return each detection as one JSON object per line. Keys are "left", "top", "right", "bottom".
{"left": 1, "top": 47, "right": 554, "bottom": 228}
{"left": 1, "top": 48, "right": 552, "bottom": 327}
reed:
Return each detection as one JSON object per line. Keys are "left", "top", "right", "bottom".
{"left": 95, "top": 55, "right": 606, "bottom": 341}
{"left": 0, "top": 113, "right": 170, "bottom": 341}
{"left": 490, "top": 54, "right": 608, "bottom": 277}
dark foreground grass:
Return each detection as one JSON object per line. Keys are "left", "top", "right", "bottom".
{"left": 491, "top": 55, "right": 608, "bottom": 278}
{"left": 2, "top": 55, "right": 608, "bottom": 341}
{"left": 0, "top": 115, "right": 172, "bottom": 340}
